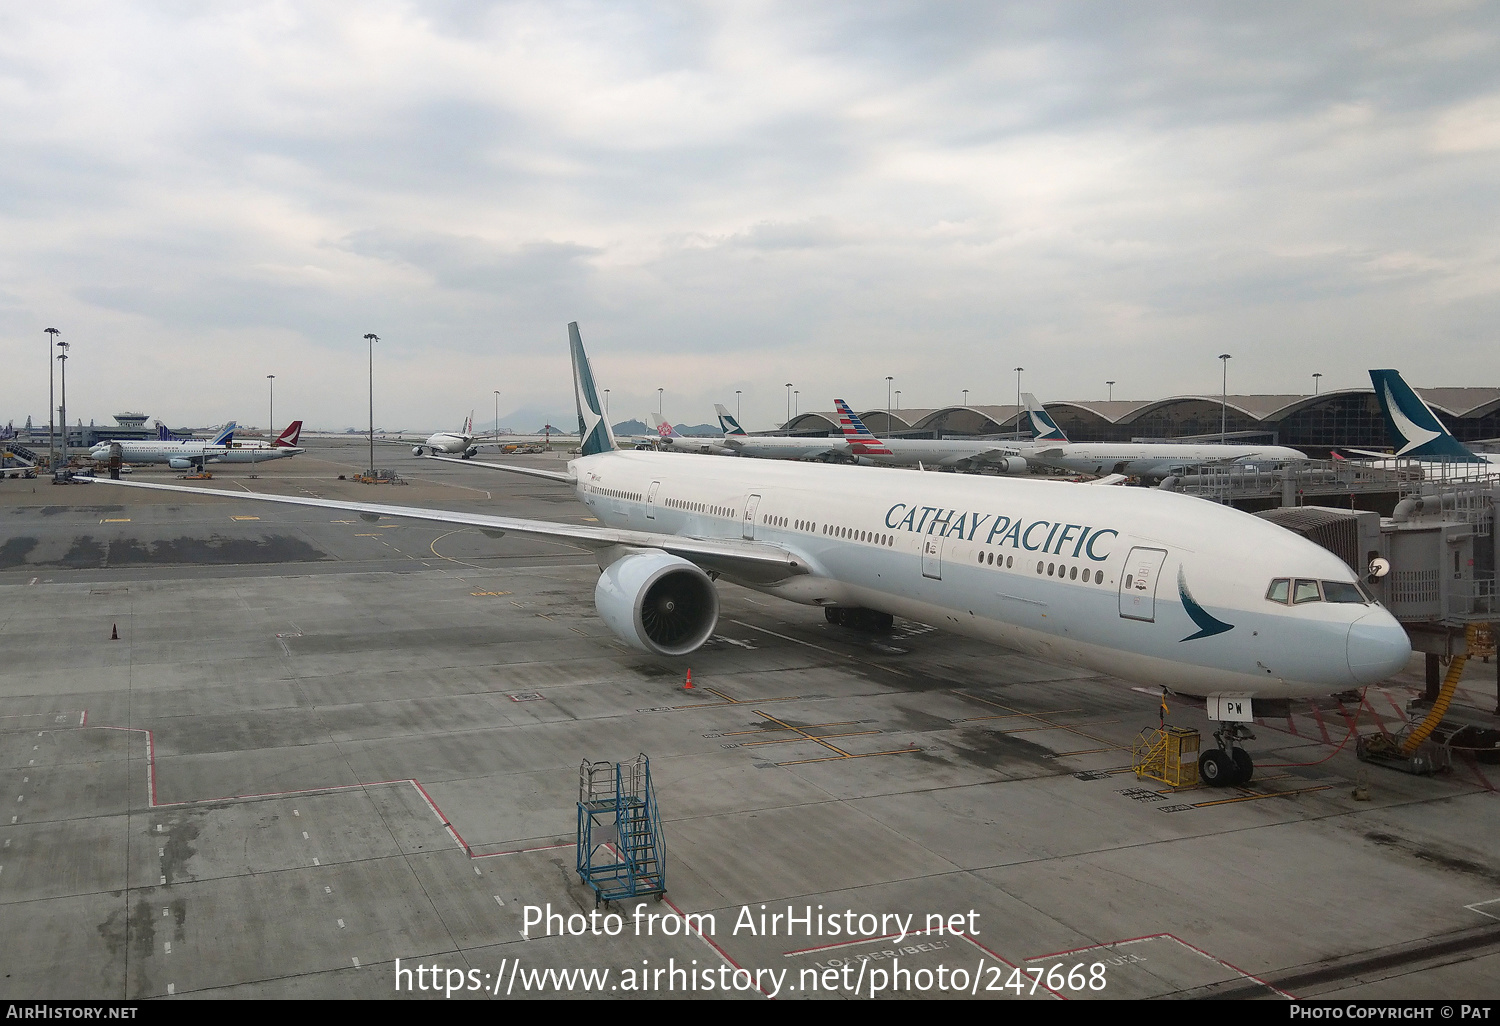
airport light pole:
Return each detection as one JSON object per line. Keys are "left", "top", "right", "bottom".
{"left": 962, "top": 389, "right": 969, "bottom": 407}
{"left": 785, "top": 383, "right": 792, "bottom": 426}
{"left": 1014, "top": 367, "right": 1024, "bottom": 440}
{"left": 1219, "top": 353, "right": 1231, "bottom": 445}
{"left": 657, "top": 388, "right": 663, "bottom": 421}
{"left": 44, "top": 328, "right": 59, "bottom": 468}
{"left": 267, "top": 375, "right": 275, "bottom": 433}
{"left": 894, "top": 389, "right": 900, "bottom": 411}
{"left": 493, "top": 390, "right": 500, "bottom": 439}
{"left": 1106, "top": 380, "right": 1115, "bottom": 401}
{"left": 603, "top": 389, "right": 609, "bottom": 420}
{"left": 364, "top": 334, "right": 379, "bottom": 477}
{"left": 885, "top": 376, "right": 893, "bottom": 426}
{"left": 1312, "top": 372, "right": 1322, "bottom": 396}
{"left": 735, "top": 390, "right": 742, "bottom": 422}
{"left": 56, "top": 341, "right": 69, "bottom": 464}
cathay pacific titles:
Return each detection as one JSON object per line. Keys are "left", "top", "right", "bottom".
{"left": 884, "top": 501, "right": 1118, "bottom": 560}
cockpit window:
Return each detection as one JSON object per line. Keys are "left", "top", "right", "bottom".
{"left": 1292, "top": 579, "right": 1322, "bottom": 604}
{"left": 1266, "top": 579, "right": 1290, "bottom": 604}
{"left": 1321, "top": 580, "right": 1367, "bottom": 604}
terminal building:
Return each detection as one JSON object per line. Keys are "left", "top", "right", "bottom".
{"left": 785, "top": 386, "right": 1500, "bottom": 453}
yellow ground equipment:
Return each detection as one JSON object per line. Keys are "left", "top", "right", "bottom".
{"left": 1131, "top": 725, "right": 1200, "bottom": 788}
{"left": 1358, "top": 623, "right": 1494, "bottom": 774}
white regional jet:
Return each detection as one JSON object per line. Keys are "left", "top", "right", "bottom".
{"left": 84, "top": 324, "right": 1411, "bottom": 787}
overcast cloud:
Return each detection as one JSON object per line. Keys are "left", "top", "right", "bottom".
{"left": 2, "top": 1, "right": 1498, "bottom": 432}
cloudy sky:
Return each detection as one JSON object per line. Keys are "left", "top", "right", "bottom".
{"left": 3, "top": 2, "right": 1498, "bottom": 432}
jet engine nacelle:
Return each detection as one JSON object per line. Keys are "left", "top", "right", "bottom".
{"left": 991, "top": 456, "right": 1027, "bottom": 475}
{"left": 168, "top": 458, "right": 195, "bottom": 470}
{"left": 412, "top": 446, "right": 425, "bottom": 457}
{"left": 464, "top": 446, "right": 479, "bottom": 458}
{"left": 594, "top": 551, "right": 719, "bottom": 656}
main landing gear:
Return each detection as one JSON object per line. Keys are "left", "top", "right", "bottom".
{"left": 1198, "top": 722, "right": 1255, "bottom": 787}
{"left": 824, "top": 607, "right": 894, "bottom": 633}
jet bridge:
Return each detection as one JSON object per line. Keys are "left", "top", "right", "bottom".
{"left": 1254, "top": 469, "right": 1500, "bottom": 749}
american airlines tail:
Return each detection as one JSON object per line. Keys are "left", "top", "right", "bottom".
{"left": 1369, "top": 369, "right": 1481, "bottom": 461}
{"left": 832, "top": 399, "right": 893, "bottom": 456}
{"left": 571, "top": 322, "right": 618, "bottom": 456}
{"left": 1022, "top": 393, "right": 1070, "bottom": 443}
{"left": 274, "top": 421, "right": 303, "bottom": 447}
{"left": 714, "top": 404, "right": 748, "bottom": 436}
{"left": 211, "top": 423, "right": 236, "bottom": 446}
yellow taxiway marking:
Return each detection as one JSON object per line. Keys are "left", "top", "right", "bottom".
{"left": 231, "top": 516, "right": 260, "bottom": 521}
{"left": 355, "top": 533, "right": 382, "bottom": 537}
{"left": 1187, "top": 785, "right": 1332, "bottom": 809}
{"left": 100, "top": 518, "right": 131, "bottom": 523}
{"left": 330, "top": 520, "right": 358, "bottom": 524}
{"left": 748, "top": 709, "right": 921, "bottom": 766}
{"left": 471, "top": 591, "right": 512, "bottom": 597}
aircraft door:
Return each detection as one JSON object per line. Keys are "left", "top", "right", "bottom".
{"left": 743, "top": 494, "right": 760, "bottom": 540}
{"left": 1119, "top": 546, "right": 1168, "bottom": 622}
{"left": 922, "top": 534, "right": 944, "bottom": 580}
{"left": 646, "top": 480, "right": 660, "bottom": 520}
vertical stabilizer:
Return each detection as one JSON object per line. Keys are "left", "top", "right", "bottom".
{"left": 1368, "top": 370, "right": 1479, "bottom": 461}
{"left": 211, "top": 422, "right": 236, "bottom": 446}
{"left": 714, "top": 404, "right": 747, "bottom": 436}
{"left": 833, "top": 399, "right": 893, "bottom": 456}
{"left": 275, "top": 421, "right": 303, "bottom": 447}
{"left": 1022, "top": 393, "right": 1069, "bottom": 442}
{"left": 570, "top": 323, "right": 618, "bottom": 456}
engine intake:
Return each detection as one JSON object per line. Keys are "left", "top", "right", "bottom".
{"left": 595, "top": 551, "right": 719, "bottom": 656}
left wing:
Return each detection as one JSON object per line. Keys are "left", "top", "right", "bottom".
{"left": 80, "top": 477, "right": 808, "bottom": 584}
{"left": 424, "top": 453, "right": 574, "bottom": 483}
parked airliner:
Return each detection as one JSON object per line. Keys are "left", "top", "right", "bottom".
{"left": 832, "top": 400, "right": 1031, "bottom": 473}
{"left": 85, "top": 324, "right": 1410, "bottom": 787}
{"left": 410, "top": 415, "right": 490, "bottom": 458}
{"left": 1012, "top": 395, "right": 1308, "bottom": 480}
{"left": 89, "top": 422, "right": 304, "bottom": 469}
{"left": 702, "top": 404, "right": 850, "bottom": 461}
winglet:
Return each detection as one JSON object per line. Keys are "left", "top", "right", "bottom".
{"left": 570, "top": 323, "right": 618, "bottom": 456}
{"left": 1022, "top": 393, "right": 1069, "bottom": 442}
{"left": 1368, "top": 369, "right": 1479, "bottom": 461}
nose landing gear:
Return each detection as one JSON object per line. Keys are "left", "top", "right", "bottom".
{"left": 1199, "top": 722, "right": 1256, "bottom": 786}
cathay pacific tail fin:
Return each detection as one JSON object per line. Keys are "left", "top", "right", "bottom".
{"left": 1369, "top": 369, "right": 1480, "bottom": 461}
{"left": 1022, "top": 393, "right": 1069, "bottom": 442}
{"left": 570, "top": 323, "right": 618, "bottom": 456}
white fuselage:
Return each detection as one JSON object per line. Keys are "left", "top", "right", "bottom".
{"left": 1018, "top": 442, "right": 1308, "bottom": 479}
{"left": 421, "top": 432, "right": 474, "bottom": 455}
{"left": 89, "top": 440, "right": 304, "bottom": 465}
{"left": 568, "top": 450, "right": 1409, "bottom": 700}
{"left": 721, "top": 435, "right": 849, "bottom": 460}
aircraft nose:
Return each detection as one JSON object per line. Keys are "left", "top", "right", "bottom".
{"left": 1346, "top": 611, "right": 1411, "bottom": 685}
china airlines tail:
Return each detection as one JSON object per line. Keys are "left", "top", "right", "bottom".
{"left": 832, "top": 399, "right": 893, "bottom": 456}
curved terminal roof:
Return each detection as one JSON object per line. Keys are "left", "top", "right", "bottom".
{"left": 771, "top": 385, "right": 1500, "bottom": 445}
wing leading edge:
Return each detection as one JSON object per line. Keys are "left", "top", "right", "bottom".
{"left": 80, "top": 477, "right": 807, "bottom": 584}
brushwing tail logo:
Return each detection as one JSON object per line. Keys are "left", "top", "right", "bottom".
{"left": 1369, "top": 370, "right": 1478, "bottom": 461}
{"left": 1022, "top": 393, "right": 1069, "bottom": 442}
{"left": 275, "top": 421, "right": 303, "bottom": 447}
{"left": 569, "top": 322, "right": 617, "bottom": 457}
{"left": 1178, "top": 567, "right": 1234, "bottom": 641}
{"left": 714, "top": 404, "right": 747, "bottom": 436}
{"left": 833, "top": 398, "right": 892, "bottom": 456}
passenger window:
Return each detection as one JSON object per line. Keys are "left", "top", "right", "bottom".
{"left": 1292, "top": 579, "right": 1321, "bottom": 603}
{"left": 1069, "top": 566, "right": 1077, "bottom": 580}
{"left": 1093, "top": 570, "right": 1102, "bottom": 583}
{"left": 1321, "top": 581, "right": 1366, "bottom": 603}
{"left": 1266, "top": 579, "right": 1290, "bottom": 604}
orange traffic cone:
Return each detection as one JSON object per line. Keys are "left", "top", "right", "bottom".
{"left": 683, "top": 668, "right": 693, "bottom": 690}
{"left": 110, "top": 624, "right": 118, "bottom": 640}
